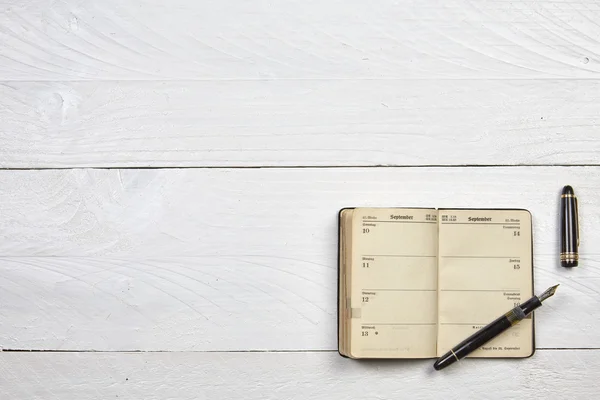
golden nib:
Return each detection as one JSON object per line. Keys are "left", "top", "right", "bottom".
{"left": 539, "top": 284, "right": 559, "bottom": 302}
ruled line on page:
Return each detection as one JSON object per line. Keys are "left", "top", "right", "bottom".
{"left": 361, "top": 323, "right": 437, "bottom": 326}
{"left": 362, "top": 289, "right": 437, "bottom": 292}
{"left": 439, "top": 289, "right": 519, "bottom": 292}
{"left": 439, "top": 255, "right": 520, "bottom": 259}
{"left": 362, "top": 255, "right": 437, "bottom": 258}
{"left": 440, "top": 222, "right": 521, "bottom": 226}
{"left": 362, "top": 220, "right": 437, "bottom": 224}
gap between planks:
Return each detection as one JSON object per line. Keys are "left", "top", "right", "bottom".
{"left": 2, "top": 348, "right": 599, "bottom": 353}
{"left": 1, "top": 164, "right": 599, "bottom": 171}
{"left": 4, "top": 78, "right": 600, "bottom": 83}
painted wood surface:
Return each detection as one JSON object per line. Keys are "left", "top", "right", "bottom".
{"left": 1, "top": 167, "right": 598, "bottom": 351}
{"left": 1, "top": 351, "right": 597, "bottom": 400}
{"left": 2, "top": 0, "right": 599, "bottom": 81}
{"left": 1, "top": 0, "right": 599, "bottom": 167}
{"left": 1, "top": 80, "right": 599, "bottom": 167}
{"left": 2, "top": 0, "right": 599, "bottom": 397}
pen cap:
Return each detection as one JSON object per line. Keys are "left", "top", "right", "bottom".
{"left": 560, "top": 185, "right": 579, "bottom": 267}
{"left": 562, "top": 185, "right": 575, "bottom": 196}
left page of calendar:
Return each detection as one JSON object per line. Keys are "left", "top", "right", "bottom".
{"left": 338, "top": 207, "right": 439, "bottom": 359}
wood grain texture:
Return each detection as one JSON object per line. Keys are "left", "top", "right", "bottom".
{"left": 2, "top": 0, "right": 600, "bottom": 168}
{"left": 1, "top": 0, "right": 599, "bottom": 81}
{"left": 1, "top": 79, "right": 599, "bottom": 167}
{"left": 2, "top": 0, "right": 599, "bottom": 395}
{"left": 1, "top": 167, "right": 598, "bottom": 350}
{"left": 1, "top": 351, "right": 598, "bottom": 399}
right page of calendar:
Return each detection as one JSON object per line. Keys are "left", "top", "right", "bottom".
{"left": 436, "top": 209, "right": 534, "bottom": 358}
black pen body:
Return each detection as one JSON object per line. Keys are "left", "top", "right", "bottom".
{"left": 433, "top": 314, "right": 512, "bottom": 370}
{"left": 433, "top": 296, "right": 541, "bottom": 371}
{"left": 560, "top": 185, "right": 579, "bottom": 267}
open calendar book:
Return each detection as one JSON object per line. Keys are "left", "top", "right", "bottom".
{"left": 338, "top": 207, "right": 534, "bottom": 359}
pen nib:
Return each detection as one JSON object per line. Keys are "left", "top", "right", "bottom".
{"left": 538, "top": 284, "right": 559, "bottom": 302}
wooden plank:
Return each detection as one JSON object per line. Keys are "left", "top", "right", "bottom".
{"left": 0, "top": 351, "right": 598, "bottom": 399}
{"left": 0, "top": 167, "right": 598, "bottom": 351}
{"left": 1, "top": 1, "right": 599, "bottom": 81}
{"left": 1, "top": 80, "right": 599, "bottom": 167}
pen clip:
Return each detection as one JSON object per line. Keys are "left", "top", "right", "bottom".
{"left": 575, "top": 196, "right": 580, "bottom": 247}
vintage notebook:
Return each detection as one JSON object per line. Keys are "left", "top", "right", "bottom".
{"left": 338, "top": 207, "right": 534, "bottom": 359}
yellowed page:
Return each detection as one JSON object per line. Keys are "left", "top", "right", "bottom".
{"left": 436, "top": 209, "right": 533, "bottom": 358}
{"left": 338, "top": 209, "right": 354, "bottom": 356}
{"left": 349, "top": 207, "right": 438, "bottom": 358}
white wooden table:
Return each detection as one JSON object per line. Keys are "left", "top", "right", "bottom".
{"left": 1, "top": 1, "right": 599, "bottom": 398}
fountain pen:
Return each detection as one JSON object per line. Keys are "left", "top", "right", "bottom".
{"left": 433, "top": 284, "right": 559, "bottom": 371}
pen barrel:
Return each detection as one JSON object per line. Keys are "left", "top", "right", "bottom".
{"left": 448, "top": 301, "right": 539, "bottom": 360}
{"left": 434, "top": 299, "right": 541, "bottom": 370}
{"left": 560, "top": 189, "right": 578, "bottom": 267}
{"left": 434, "top": 293, "right": 549, "bottom": 370}
{"left": 518, "top": 296, "right": 542, "bottom": 316}
{"left": 447, "top": 314, "right": 513, "bottom": 361}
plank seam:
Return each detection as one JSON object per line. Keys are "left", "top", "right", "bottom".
{"left": 2, "top": 78, "right": 600, "bottom": 83}
{"left": 1, "top": 164, "right": 599, "bottom": 171}
{"left": 2, "top": 348, "right": 597, "bottom": 353}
